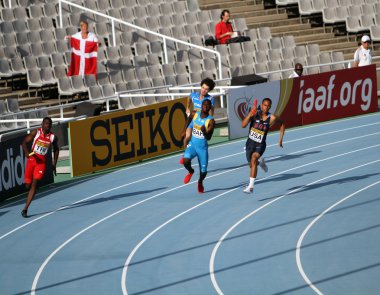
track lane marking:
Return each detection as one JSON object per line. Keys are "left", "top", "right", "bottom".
{"left": 209, "top": 159, "right": 380, "bottom": 295}
{"left": 122, "top": 145, "right": 380, "bottom": 294}
{"left": 296, "top": 179, "right": 380, "bottom": 295}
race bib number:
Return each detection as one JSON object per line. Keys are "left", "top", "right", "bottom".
{"left": 249, "top": 128, "right": 264, "bottom": 143}
{"left": 192, "top": 128, "right": 204, "bottom": 139}
{"left": 33, "top": 141, "right": 49, "bottom": 155}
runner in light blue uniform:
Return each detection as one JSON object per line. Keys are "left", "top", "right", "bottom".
{"left": 183, "top": 99, "right": 215, "bottom": 194}
{"left": 179, "top": 78, "right": 216, "bottom": 165}
{"left": 188, "top": 91, "right": 215, "bottom": 114}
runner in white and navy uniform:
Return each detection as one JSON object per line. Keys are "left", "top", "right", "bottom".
{"left": 241, "top": 98, "right": 285, "bottom": 194}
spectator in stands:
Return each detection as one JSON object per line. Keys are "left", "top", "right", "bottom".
{"left": 215, "top": 10, "right": 250, "bottom": 44}
{"left": 353, "top": 35, "right": 372, "bottom": 67}
{"left": 21, "top": 117, "right": 59, "bottom": 218}
{"left": 66, "top": 20, "right": 98, "bottom": 77}
{"left": 288, "top": 63, "right": 303, "bottom": 78}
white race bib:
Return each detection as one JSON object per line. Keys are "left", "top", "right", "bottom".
{"left": 192, "top": 128, "right": 204, "bottom": 139}
{"left": 249, "top": 128, "right": 264, "bottom": 143}
{"left": 33, "top": 141, "right": 49, "bottom": 155}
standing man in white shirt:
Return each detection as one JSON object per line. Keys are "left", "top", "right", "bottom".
{"left": 353, "top": 35, "right": 372, "bottom": 67}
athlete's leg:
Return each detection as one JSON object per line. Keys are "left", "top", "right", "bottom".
{"left": 244, "top": 142, "right": 265, "bottom": 194}
{"left": 183, "top": 143, "right": 196, "bottom": 183}
{"left": 197, "top": 147, "right": 208, "bottom": 193}
{"left": 183, "top": 158, "right": 194, "bottom": 174}
{"left": 22, "top": 157, "right": 35, "bottom": 217}
{"left": 249, "top": 152, "right": 260, "bottom": 178}
{"left": 22, "top": 161, "right": 45, "bottom": 217}
{"left": 23, "top": 179, "right": 38, "bottom": 216}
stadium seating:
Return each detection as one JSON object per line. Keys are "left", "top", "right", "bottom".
{"left": 1, "top": 0, "right": 375, "bottom": 133}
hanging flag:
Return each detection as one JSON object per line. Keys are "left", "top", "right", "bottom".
{"left": 67, "top": 32, "right": 98, "bottom": 78}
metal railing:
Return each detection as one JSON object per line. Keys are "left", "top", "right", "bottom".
{"left": 255, "top": 57, "right": 371, "bottom": 78}
{"left": 58, "top": 0, "right": 223, "bottom": 80}
{"left": 0, "top": 115, "right": 87, "bottom": 142}
{"left": 1, "top": 58, "right": 379, "bottom": 132}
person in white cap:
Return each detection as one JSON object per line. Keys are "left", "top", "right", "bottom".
{"left": 353, "top": 35, "right": 372, "bottom": 67}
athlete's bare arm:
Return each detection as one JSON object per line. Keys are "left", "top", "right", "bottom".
{"left": 270, "top": 114, "right": 285, "bottom": 148}
{"left": 22, "top": 130, "right": 37, "bottom": 158}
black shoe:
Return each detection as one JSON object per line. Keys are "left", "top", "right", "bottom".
{"left": 21, "top": 210, "right": 27, "bottom": 218}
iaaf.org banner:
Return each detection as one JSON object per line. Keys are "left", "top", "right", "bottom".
{"left": 228, "top": 65, "right": 378, "bottom": 140}
{"left": 69, "top": 98, "right": 187, "bottom": 177}
{"left": 0, "top": 135, "right": 54, "bottom": 201}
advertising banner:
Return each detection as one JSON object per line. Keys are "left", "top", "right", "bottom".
{"left": 228, "top": 65, "right": 378, "bottom": 140}
{"left": 69, "top": 98, "right": 187, "bottom": 177}
{"left": 0, "top": 134, "right": 54, "bottom": 201}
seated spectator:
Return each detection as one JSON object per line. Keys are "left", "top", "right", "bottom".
{"left": 289, "top": 63, "right": 303, "bottom": 78}
{"left": 215, "top": 10, "right": 250, "bottom": 44}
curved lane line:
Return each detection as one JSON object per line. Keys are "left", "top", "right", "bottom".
{"left": 30, "top": 140, "right": 380, "bottom": 295}
{"left": 2, "top": 116, "right": 379, "bottom": 211}
{"left": 4, "top": 123, "right": 378, "bottom": 241}
{"left": 122, "top": 145, "right": 380, "bottom": 295}
{"left": 296, "top": 180, "right": 380, "bottom": 295}
{"left": 209, "top": 159, "right": 380, "bottom": 295}
{"left": 32, "top": 142, "right": 380, "bottom": 295}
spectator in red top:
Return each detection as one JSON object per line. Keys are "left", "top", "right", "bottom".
{"left": 215, "top": 10, "right": 234, "bottom": 44}
{"left": 215, "top": 10, "right": 250, "bottom": 45}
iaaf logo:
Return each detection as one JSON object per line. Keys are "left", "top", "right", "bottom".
{"left": 232, "top": 81, "right": 283, "bottom": 122}
{"left": 0, "top": 146, "right": 26, "bottom": 192}
{"left": 234, "top": 96, "right": 256, "bottom": 121}
{"left": 297, "top": 74, "right": 373, "bottom": 114}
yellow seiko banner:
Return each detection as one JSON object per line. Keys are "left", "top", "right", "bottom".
{"left": 69, "top": 98, "right": 187, "bottom": 176}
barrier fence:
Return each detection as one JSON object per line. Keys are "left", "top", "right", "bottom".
{"left": 0, "top": 66, "right": 378, "bottom": 198}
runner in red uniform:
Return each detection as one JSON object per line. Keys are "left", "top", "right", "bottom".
{"left": 21, "top": 117, "right": 59, "bottom": 217}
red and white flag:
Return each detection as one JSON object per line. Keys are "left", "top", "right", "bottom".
{"left": 67, "top": 32, "right": 98, "bottom": 78}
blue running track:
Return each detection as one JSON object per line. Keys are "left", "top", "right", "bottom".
{"left": 1, "top": 112, "right": 380, "bottom": 295}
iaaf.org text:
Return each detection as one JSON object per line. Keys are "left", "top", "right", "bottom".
{"left": 298, "top": 74, "right": 372, "bottom": 114}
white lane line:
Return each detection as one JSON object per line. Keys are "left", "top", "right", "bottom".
{"left": 30, "top": 163, "right": 250, "bottom": 295}
{"left": 209, "top": 159, "right": 380, "bottom": 295}
{"left": 0, "top": 177, "right": 96, "bottom": 209}
{"left": 296, "top": 179, "right": 380, "bottom": 295}
{"left": 6, "top": 121, "right": 379, "bottom": 292}
{"left": 121, "top": 144, "right": 380, "bottom": 295}
{"left": 31, "top": 141, "right": 380, "bottom": 295}
{"left": 31, "top": 131, "right": 380, "bottom": 294}
{"left": 2, "top": 113, "right": 379, "bottom": 210}
{"left": 4, "top": 122, "right": 377, "bottom": 242}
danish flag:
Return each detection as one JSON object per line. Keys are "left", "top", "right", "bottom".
{"left": 67, "top": 32, "right": 98, "bottom": 77}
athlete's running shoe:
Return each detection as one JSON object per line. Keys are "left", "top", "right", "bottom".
{"left": 259, "top": 157, "right": 268, "bottom": 173}
{"left": 243, "top": 186, "right": 254, "bottom": 194}
{"left": 184, "top": 172, "right": 194, "bottom": 184}
{"left": 21, "top": 209, "right": 28, "bottom": 218}
{"left": 198, "top": 181, "right": 204, "bottom": 194}
{"left": 179, "top": 156, "right": 184, "bottom": 164}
